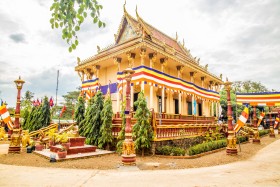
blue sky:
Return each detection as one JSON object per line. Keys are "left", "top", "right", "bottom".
{"left": 0, "top": 0, "right": 279, "bottom": 107}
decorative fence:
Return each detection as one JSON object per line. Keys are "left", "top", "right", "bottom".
{"left": 113, "top": 111, "right": 227, "bottom": 142}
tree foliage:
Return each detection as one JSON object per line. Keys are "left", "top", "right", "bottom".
{"left": 74, "top": 96, "right": 85, "bottom": 127}
{"left": 21, "top": 91, "right": 34, "bottom": 129}
{"left": 98, "top": 95, "right": 113, "bottom": 150}
{"left": 79, "top": 90, "right": 103, "bottom": 145}
{"left": 60, "top": 91, "right": 80, "bottom": 119}
{"left": 50, "top": 0, "right": 105, "bottom": 52}
{"left": 39, "top": 96, "right": 51, "bottom": 127}
{"left": 116, "top": 101, "right": 126, "bottom": 154}
{"left": 132, "top": 91, "right": 153, "bottom": 156}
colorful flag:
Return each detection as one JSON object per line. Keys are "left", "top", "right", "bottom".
{"left": 49, "top": 97, "right": 54, "bottom": 107}
{"left": 257, "top": 112, "right": 265, "bottom": 127}
{"left": 234, "top": 107, "right": 249, "bottom": 133}
{"left": 0, "top": 105, "right": 13, "bottom": 130}
{"left": 60, "top": 105, "right": 66, "bottom": 117}
{"left": 274, "top": 117, "right": 279, "bottom": 129}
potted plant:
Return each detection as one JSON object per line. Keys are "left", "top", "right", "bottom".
{"left": 57, "top": 145, "right": 67, "bottom": 159}
{"left": 35, "top": 141, "right": 44, "bottom": 151}
{"left": 47, "top": 129, "right": 57, "bottom": 147}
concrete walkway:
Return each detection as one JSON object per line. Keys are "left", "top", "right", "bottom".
{"left": 1, "top": 140, "right": 280, "bottom": 187}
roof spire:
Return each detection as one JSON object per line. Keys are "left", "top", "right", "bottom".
{"left": 176, "top": 32, "right": 178, "bottom": 41}
{"left": 123, "top": 0, "right": 127, "bottom": 15}
{"left": 182, "top": 38, "right": 185, "bottom": 47}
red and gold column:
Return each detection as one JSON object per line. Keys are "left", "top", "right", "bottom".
{"left": 121, "top": 68, "right": 136, "bottom": 165}
{"left": 8, "top": 76, "right": 25, "bottom": 154}
{"left": 225, "top": 80, "right": 237, "bottom": 155}
{"left": 252, "top": 106, "right": 260, "bottom": 144}
{"left": 269, "top": 107, "right": 275, "bottom": 138}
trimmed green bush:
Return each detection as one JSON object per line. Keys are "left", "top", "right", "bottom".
{"left": 188, "top": 139, "right": 227, "bottom": 156}
{"left": 236, "top": 136, "right": 248, "bottom": 143}
{"left": 156, "top": 145, "right": 186, "bottom": 156}
{"left": 259, "top": 129, "right": 270, "bottom": 137}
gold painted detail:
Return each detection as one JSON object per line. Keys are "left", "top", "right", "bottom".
{"left": 122, "top": 139, "right": 135, "bottom": 155}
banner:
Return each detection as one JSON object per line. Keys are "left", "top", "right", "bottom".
{"left": 0, "top": 105, "right": 13, "bottom": 130}
{"left": 234, "top": 107, "right": 249, "bottom": 133}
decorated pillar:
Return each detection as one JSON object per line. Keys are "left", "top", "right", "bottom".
{"left": 95, "top": 65, "right": 100, "bottom": 79}
{"left": 160, "top": 58, "right": 167, "bottom": 73}
{"left": 162, "top": 87, "right": 165, "bottom": 113}
{"left": 176, "top": 65, "right": 184, "bottom": 79}
{"left": 252, "top": 105, "right": 260, "bottom": 143}
{"left": 127, "top": 52, "right": 136, "bottom": 68}
{"left": 190, "top": 72, "right": 196, "bottom": 83}
{"left": 121, "top": 68, "right": 136, "bottom": 165}
{"left": 209, "top": 81, "right": 213, "bottom": 91}
{"left": 140, "top": 48, "right": 146, "bottom": 66}
{"left": 201, "top": 77, "right": 205, "bottom": 88}
{"left": 179, "top": 92, "right": 182, "bottom": 114}
{"left": 269, "top": 107, "right": 275, "bottom": 138}
{"left": 225, "top": 79, "right": 237, "bottom": 155}
{"left": 149, "top": 53, "right": 156, "bottom": 68}
{"left": 130, "top": 83, "right": 134, "bottom": 111}
{"left": 150, "top": 84, "right": 154, "bottom": 109}
{"left": 192, "top": 95, "right": 195, "bottom": 116}
{"left": 9, "top": 76, "right": 25, "bottom": 154}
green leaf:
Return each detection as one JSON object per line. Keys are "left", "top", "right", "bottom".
{"left": 50, "top": 18, "right": 54, "bottom": 24}
{"left": 75, "top": 26, "right": 80, "bottom": 31}
{"left": 59, "top": 22, "right": 63, "bottom": 27}
{"left": 55, "top": 22, "right": 59, "bottom": 28}
{"left": 98, "top": 20, "right": 102, "bottom": 28}
{"left": 93, "top": 17, "right": 98, "bottom": 23}
{"left": 83, "top": 12, "right": 87, "bottom": 18}
{"left": 75, "top": 40, "right": 79, "bottom": 46}
{"left": 103, "top": 22, "right": 106, "bottom": 27}
{"left": 72, "top": 43, "right": 76, "bottom": 50}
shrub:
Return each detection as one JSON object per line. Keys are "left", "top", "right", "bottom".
{"left": 259, "top": 129, "right": 270, "bottom": 137}
{"left": 236, "top": 136, "right": 248, "bottom": 143}
{"left": 156, "top": 145, "right": 186, "bottom": 156}
{"left": 188, "top": 139, "right": 227, "bottom": 156}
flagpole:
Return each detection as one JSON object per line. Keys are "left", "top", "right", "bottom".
{"left": 55, "top": 70, "right": 60, "bottom": 130}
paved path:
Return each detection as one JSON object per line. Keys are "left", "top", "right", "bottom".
{"left": 1, "top": 140, "right": 280, "bottom": 187}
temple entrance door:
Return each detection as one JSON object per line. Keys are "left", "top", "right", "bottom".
{"left": 174, "top": 99, "right": 179, "bottom": 114}
{"left": 198, "top": 103, "right": 202, "bottom": 116}
{"left": 187, "top": 102, "right": 192, "bottom": 115}
{"left": 133, "top": 92, "right": 139, "bottom": 111}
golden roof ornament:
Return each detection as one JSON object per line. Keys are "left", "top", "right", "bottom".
{"left": 123, "top": 0, "right": 127, "bottom": 15}
{"left": 176, "top": 32, "right": 178, "bottom": 41}
{"left": 205, "top": 64, "right": 208, "bottom": 71}
{"left": 97, "top": 45, "right": 100, "bottom": 53}
{"left": 182, "top": 38, "right": 185, "bottom": 47}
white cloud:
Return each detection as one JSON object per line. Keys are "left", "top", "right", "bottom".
{"left": 0, "top": 0, "right": 279, "bottom": 107}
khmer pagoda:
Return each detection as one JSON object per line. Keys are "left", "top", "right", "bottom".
{"left": 75, "top": 5, "right": 223, "bottom": 119}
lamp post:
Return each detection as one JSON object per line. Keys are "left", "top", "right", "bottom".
{"left": 225, "top": 79, "right": 237, "bottom": 155}
{"left": 121, "top": 68, "right": 136, "bottom": 165}
{"left": 8, "top": 76, "right": 25, "bottom": 153}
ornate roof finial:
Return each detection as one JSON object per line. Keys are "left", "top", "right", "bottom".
{"left": 182, "top": 38, "right": 185, "bottom": 47}
{"left": 136, "top": 5, "right": 138, "bottom": 17}
{"left": 176, "top": 32, "right": 178, "bottom": 41}
{"left": 123, "top": 0, "right": 127, "bottom": 15}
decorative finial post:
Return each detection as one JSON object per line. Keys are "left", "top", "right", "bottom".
{"left": 269, "top": 107, "right": 275, "bottom": 137}
{"left": 224, "top": 79, "right": 238, "bottom": 155}
{"left": 252, "top": 105, "right": 260, "bottom": 143}
{"left": 121, "top": 68, "right": 136, "bottom": 165}
{"left": 9, "top": 76, "right": 25, "bottom": 154}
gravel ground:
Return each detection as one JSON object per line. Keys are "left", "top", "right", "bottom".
{"left": 0, "top": 135, "right": 277, "bottom": 170}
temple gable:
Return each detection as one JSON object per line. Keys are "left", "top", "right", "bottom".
{"left": 118, "top": 21, "right": 137, "bottom": 43}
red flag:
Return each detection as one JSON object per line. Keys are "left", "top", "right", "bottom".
{"left": 60, "top": 105, "right": 66, "bottom": 117}
{"left": 49, "top": 97, "right": 54, "bottom": 107}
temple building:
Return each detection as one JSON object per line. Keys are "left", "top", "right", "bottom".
{"left": 75, "top": 6, "right": 223, "bottom": 118}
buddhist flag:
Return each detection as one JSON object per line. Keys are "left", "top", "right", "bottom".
{"left": 274, "top": 117, "right": 279, "bottom": 129}
{"left": 0, "top": 105, "right": 13, "bottom": 130}
{"left": 49, "top": 97, "right": 54, "bottom": 107}
{"left": 234, "top": 107, "right": 249, "bottom": 133}
{"left": 257, "top": 112, "right": 265, "bottom": 127}
{"left": 60, "top": 105, "right": 66, "bottom": 117}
